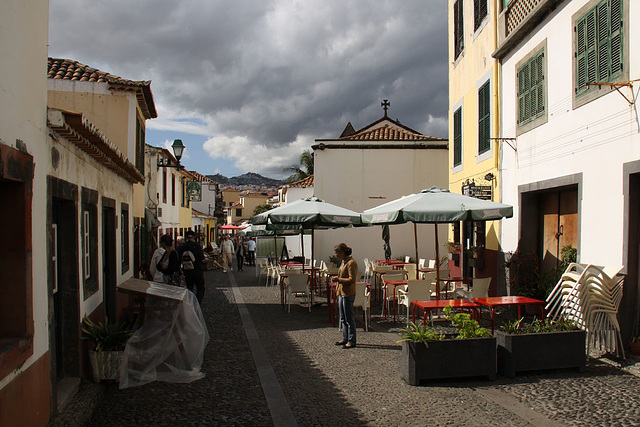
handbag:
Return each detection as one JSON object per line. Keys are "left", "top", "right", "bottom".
{"left": 166, "top": 269, "right": 187, "bottom": 288}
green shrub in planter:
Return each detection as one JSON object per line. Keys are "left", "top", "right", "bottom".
{"left": 82, "top": 316, "right": 133, "bottom": 382}
{"left": 399, "top": 306, "right": 495, "bottom": 385}
{"left": 497, "top": 317, "right": 585, "bottom": 377}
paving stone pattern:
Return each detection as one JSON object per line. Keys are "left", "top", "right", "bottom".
{"left": 52, "top": 260, "right": 640, "bottom": 426}
{"left": 86, "top": 269, "right": 271, "bottom": 426}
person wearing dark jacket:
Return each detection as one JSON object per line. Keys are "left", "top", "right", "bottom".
{"left": 158, "top": 234, "right": 181, "bottom": 285}
{"left": 179, "top": 230, "right": 207, "bottom": 304}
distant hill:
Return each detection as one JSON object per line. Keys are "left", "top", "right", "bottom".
{"left": 207, "top": 172, "right": 285, "bottom": 187}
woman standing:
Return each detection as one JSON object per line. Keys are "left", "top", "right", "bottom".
{"left": 331, "top": 243, "right": 358, "bottom": 349}
{"left": 158, "top": 234, "right": 183, "bottom": 286}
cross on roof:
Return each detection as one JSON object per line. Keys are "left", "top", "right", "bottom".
{"left": 381, "top": 99, "right": 390, "bottom": 117}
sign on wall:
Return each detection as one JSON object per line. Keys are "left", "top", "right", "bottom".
{"left": 187, "top": 181, "right": 202, "bottom": 202}
{"left": 462, "top": 184, "right": 492, "bottom": 201}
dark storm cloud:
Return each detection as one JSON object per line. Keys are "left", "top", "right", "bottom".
{"left": 49, "top": 0, "right": 448, "bottom": 174}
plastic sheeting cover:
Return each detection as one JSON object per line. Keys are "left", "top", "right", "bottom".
{"left": 120, "top": 282, "right": 210, "bottom": 388}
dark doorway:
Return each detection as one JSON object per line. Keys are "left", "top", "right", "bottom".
{"left": 622, "top": 171, "right": 640, "bottom": 344}
{"left": 520, "top": 183, "right": 579, "bottom": 274}
{"left": 102, "top": 199, "right": 117, "bottom": 321}
{"left": 539, "top": 189, "right": 578, "bottom": 272}
{"left": 51, "top": 198, "right": 80, "bottom": 382}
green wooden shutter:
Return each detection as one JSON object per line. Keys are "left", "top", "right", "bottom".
{"left": 536, "top": 52, "right": 545, "bottom": 115}
{"left": 478, "top": 81, "right": 490, "bottom": 154}
{"left": 586, "top": 9, "right": 597, "bottom": 86}
{"left": 517, "top": 67, "right": 525, "bottom": 124}
{"left": 609, "top": 0, "right": 623, "bottom": 78}
{"left": 453, "top": 108, "right": 462, "bottom": 167}
{"left": 576, "top": 16, "right": 587, "bottom": 92}
{"left": 597, "top": 1, "right": 610, "bottom": 82}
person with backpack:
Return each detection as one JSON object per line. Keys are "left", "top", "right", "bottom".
{"left": 179, "top": 230, "right": 207, "bottom": 304}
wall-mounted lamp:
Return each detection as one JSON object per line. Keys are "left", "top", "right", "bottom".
{"left": 157, "top": 139, "right": 185, "bottom": 169}
{"left": 484, "top": 173, "right": 495, "bottom": 181}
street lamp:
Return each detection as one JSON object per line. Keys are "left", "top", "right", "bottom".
{"left": 157, "top": 139, "right": 185, "bottom": 169}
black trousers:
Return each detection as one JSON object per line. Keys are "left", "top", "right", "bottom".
{"left": 236, "top": 254, "right": 244, "bottom": 271}
{"left": 184, "top": 271, "right": 205, "bottom": 305}
{"left": 247, "top": 251, "right": 255, "bottom": 266}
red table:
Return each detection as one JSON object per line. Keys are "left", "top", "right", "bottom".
{"left": 382, "top": 279, "right": 408, "bottom": 322}
{"left": 411, "top": 299, "right": 481, "bottom": 326}
{"left": 472, "top": 296, "right": 545, "bottom": 333}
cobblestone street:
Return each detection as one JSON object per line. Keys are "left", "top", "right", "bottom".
{"left": 53, "top": 264, "right": 640, "bottom": 426}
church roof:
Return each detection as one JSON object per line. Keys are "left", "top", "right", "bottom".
{"left": 339, "top": 117, "right": 445, "bottom": 142}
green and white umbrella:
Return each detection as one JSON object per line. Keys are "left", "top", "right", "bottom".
{"left": 361, "top": 187, "right": 513, "bottom": 296}
{"left": 252, "top": 197, "right": 362, "bottom": 228}
{"left": 252, "top": 197, "right": 362, "bottom": 285}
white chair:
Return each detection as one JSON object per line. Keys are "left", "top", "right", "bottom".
{"left": 546, "top": 263, "right": 626, "bottom": 358}
{"left": 353, "top": 282, "right": 371, "bottom": 331}
{"left": 284, "top": 274, "right": 311, "bottom": 313}
{"left": 428, "top": 259, "right": 436, "bottom": 269}
{"left": 404, "top": 263, "right": 417, "bottom": 280}
{"left": 397, "top": 280, "right": 431, "bottom": 325}
{"left": 457, "top": 277, "right": 491, "bottom": 301}
{"left": 266, "top": 261, "right": 277, "bottom": 286}
{"left": 404, "top": 256, "right": 411, "bottom": 263}
{"left": 256, "top": 258, "right": 269, "bottom": 284}
{"left": 381, "top": 271, "right": 408, "bottom": 315}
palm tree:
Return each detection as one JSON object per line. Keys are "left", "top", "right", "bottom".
{"left": 283, "top": 149, "right": 313, "bottom": 183}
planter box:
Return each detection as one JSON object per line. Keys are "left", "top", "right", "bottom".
{"left": 496, "top": 330, "right": 586, "bottom": 378}
{"left": 468, "top": 258, "right": 483, "bottom": 269}
{"left": 401, "top": 337, "right": 496, "bottom": 385}
{"left": 89, "top": 350, "right": 123, "bottom": 383}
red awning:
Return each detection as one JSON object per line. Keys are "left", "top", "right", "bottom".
{"left": 219, "top": 224, "right": 248, "bottom": 230}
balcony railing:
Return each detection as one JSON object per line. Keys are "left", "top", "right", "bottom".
{"left": 494, "top": 0, "right": 566, "bottom": 59}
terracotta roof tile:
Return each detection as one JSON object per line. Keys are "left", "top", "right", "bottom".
{"left": 340, "top": 124, "right": 445, "bottom": 142}
{"left": 48, "top": 58, "right": 157, "bottom": 119}
{"left": 288, "top": 174, "right": 314, "bottom": 188}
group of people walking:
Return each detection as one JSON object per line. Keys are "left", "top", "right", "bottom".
{"left": 149, "top": 230, "right": 207, "bottom": 304}
{"left": 219, "top": 235, "right": 256, "bottom": 272}
{"left": 149, "top": 231, "right": 358, "bottom": 350}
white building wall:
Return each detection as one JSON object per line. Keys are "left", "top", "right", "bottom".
{"left": 191, "top": 182, "right": 217, "bottom": 216}
{"left": 500, "top": 0, "right": 639, "bottom": 268}
{"left": 284, "top": 186, "right": 313, "bottom": 204}
{"left": 47, "top": 132, "right": 134, "bottom": 317}
{"left": 0, "top": 0, "right": 49, "bottom": 389}
{"left": 313, "top": 147, "right": 449, "bottom": 267}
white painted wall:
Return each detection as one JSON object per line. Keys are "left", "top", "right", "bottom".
{"left": 500, "top": 0, "right": 639, "bottom": 268}
{"left": 284, "top": 186, "right": 313, "bottom": 204}
{"left": 191, "top": 181, "right": 218, "bottom": 216}
{"left": 47, "top": 128, "right": 134, "bottom": 317}
{"left": 313, "top": 146, "right": 449, "bottom": 267}
{"left": 0, "top": 0, "right": 49, "bottom": 389}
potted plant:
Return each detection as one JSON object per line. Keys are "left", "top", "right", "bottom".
{"left": 631, "top": 336, "right": 640, "bottom": 356}
{"left": 444, "top": 241, "right": 460, "bottom": 262}
{"left": 398, "top": 305, "right": 495, "bottom": 385}
{"left": 496, "top": 317, "right": 585, "bottom": 377}
{"left": 328, "top": 255, "right": 341, "bottom": 273}
{"left": 81, "top": 315, "right": 133, "bottom": 383}
{"left": 464, "top": 246, "right": 484, "bottom": 269}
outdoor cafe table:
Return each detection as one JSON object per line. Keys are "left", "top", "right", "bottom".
{"left": 472, "top": 296, "right": 545, "bottom": 333}
{"left": 382, "top": 279, "right": 408, "bottom": 322}
{"left": 411, "top": 299, "right": 481, "bottom": 326}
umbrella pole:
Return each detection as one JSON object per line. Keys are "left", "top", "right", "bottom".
{"left": 434, "top": 222, "right": 440, "bottom": 300}
{"left": 273, "top": 234, "right": 277, "bottom": 263}
{"left": 414, "top": 223, "right": 419, "bottom": 280}
{"left": 311, "top": 225, "right": 315, "bottom": 305}
{"left": 301, "top": 232, "right": 305, "bottom": 262}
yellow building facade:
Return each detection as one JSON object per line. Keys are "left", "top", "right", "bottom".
{"left": 448, "top": 0, "right": 502, "bottom": 294}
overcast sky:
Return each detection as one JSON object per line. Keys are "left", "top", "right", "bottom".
{"left": 49, "top": 0, "right": 448, "bottom": 179}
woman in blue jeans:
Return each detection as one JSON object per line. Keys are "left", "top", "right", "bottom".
{"left": 331, "top": 243, "right": 359, "bottom": 349}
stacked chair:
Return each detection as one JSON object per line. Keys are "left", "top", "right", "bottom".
{"left": 546, "top": 263, "right": 625, "bottom": 358}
